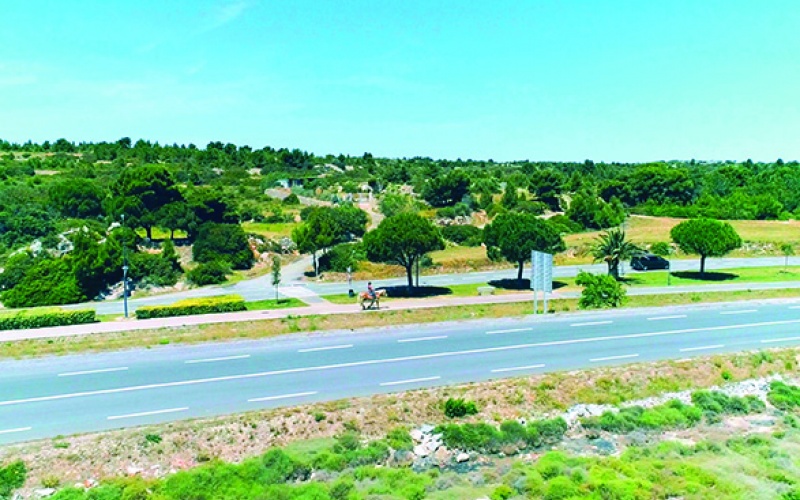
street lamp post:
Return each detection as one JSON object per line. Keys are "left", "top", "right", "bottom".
{"left": 121, "top": 214, "right": 129, "bottom": 318}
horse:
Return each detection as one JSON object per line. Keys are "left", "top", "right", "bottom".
{"left": 358, "top": 289, "right": 386, "bottom": 310}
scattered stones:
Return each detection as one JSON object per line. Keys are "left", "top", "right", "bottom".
{"left": 125, "top": 466, "right": 143, "bottom": 476}
{"left": 33, "top": 489, "right": 56, "bottom": 498}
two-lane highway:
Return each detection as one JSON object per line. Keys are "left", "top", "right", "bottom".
{"left": 2, "top": 300, "right": 800, "bottom": 444}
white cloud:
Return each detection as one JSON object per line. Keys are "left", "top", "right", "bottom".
{"left": 202, "top": 0, "right": 253, "bottom": 32}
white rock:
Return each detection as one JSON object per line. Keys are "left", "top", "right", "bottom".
{"left": 34, "top": 489, "right": 56, "bottom": 498}
{"left": 126, "top": 466, "right": 143, "bottom": 476}
{"left": 420, "top": 424, "right": 435, "bottom": 434}
{"left": 413, "top": 444, "right": 431, "bottom": 457}
{"left": 457, "top": 452, "right": 470, "bottom": 463}
{"left": 410, "top": 429, "right": 424, "bottom": 442}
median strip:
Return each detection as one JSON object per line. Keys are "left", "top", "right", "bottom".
{"left": 680, "top": 344, "right": 724, "bottom": 352}
{"left": 490, "top": 364, "right": 545, "bottom": 373}
{"left": 590, "top": 354, "right": 639, "bottom": 362}
{"left": 248, "top": 391, "right": 318, "bottom": 403}
{"left": 185, "top": 355, "right": 251, "bottom": 364}
{"left": 379, "top": 376, "right": 441, "bottom": 387}
{"left": 298, "top": 344, "right": 353, "bottom": 353}
{"left": 58, "top": 367, "right": 129, "bottom": 377}
{"left": 107, "top": 407, "right": 188, "bottom": 421}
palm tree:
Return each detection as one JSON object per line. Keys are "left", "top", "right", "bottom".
{"left": 591, "top": 228, "right": 643, "bottom": 280}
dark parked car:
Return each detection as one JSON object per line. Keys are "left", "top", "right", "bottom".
{"left": 630, "top": 254, "right": 670, "bottom": 271}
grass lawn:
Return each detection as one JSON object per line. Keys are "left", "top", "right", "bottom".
{"left": 565, "top": 215, "right": 800, "bottom": 249}
{"left": 244, "top": 298, "right": 306, "bottom": 311}
{"left": 560, "top": 266, "right": 800, "bottom": 289}
{"left": 242, "top": 221, "right": 298, "bottom": 239}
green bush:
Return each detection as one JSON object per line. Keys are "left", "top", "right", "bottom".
{"left": 1, "top": 258, "right": 85, "bottom": 308}
{"left": 768, "top": 381, "right": 800, "bottom": 411}
{"left": 0, "top": 309, "right": 96, "bottom": 330}
{"left": 438, "top": 417, "right": 567, "bottom": 452}
{"left": 386, "top": 427, "right": 413, "bottom": 451}
{"left": 0, "top": 460, "right": 26, "bottom": 499}
{"left": 575, "top": 271, "right": 626, "bottom": 309}
{"left": 282, "top": 193, "right": 300, "bottom": 205}
{"left": 186, "top": 261, "right": 230, "bottom": 286}
{"left": 691, "top": 390, "right": 766, "bottom": 416}
{"left": 491, "top": 484, "right": 515, "bottom": 500}
{"left": 582, "top": 400, "right": 702, "bottom": 433}
{"left": 444, "top": 398, "right": 479, "bottom": 418}
{"left": 440, "top": 225, "right": 483, "bottom": 246}
{"left": 192, "top": 222, "right": 254, "bottom": 270}
{"left": 129, "top": 252, "right": 181, "bottom": 287}
{"left": 136, "top": 295, "right": 246, "bottom": 319}
{"left": 318, "top": 243, "right": 365, "bottom": 273}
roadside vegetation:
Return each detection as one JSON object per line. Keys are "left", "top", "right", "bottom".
{"left": 2, "top": 140, "right": 800, "bottom": 313}
{"left": 4, "top": 347, "right": 800, "bottom": 498}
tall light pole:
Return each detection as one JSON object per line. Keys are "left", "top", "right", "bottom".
{"left": 121, "top": 214, "right": 129, "bottom": 318}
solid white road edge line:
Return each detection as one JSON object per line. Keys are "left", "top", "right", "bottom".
{"left": 0, "top": 427, "right": 31, "bottom": 435}
{"left": 720, "top": 310, "right": 757, "bottom": 315}
{"left": 298, "top": 345, "right": 353, "bottom": 353}
{"left": 380, "top": 376, "right": 441, "bottom": 387}
{"left": 647, "top": 315, "right": 687, "bottom": 321}
{"left": 486, "top": 328, "right": 533, "bottom": 335}
{"left": 397, "top": 336, "right": 447, "bottom": 343}
{"left": 58, "top": 367, "right": 129, "bottom": 377}
{"left": 571, "top": 321, "right": 613, "bottom": 327}
{"left": 680, "top": 344, "right": 724, "bottom": 352}
{"left": 3, "top": 318, "right": 800, "bottom": 408}
{"left": 490, "top": 364, "right": 545, "bottom": 373}
{"left": 248, "top": 391, "right": 318, "bottom": 402}
{"left": 185, "top": 355, "right": 251, "bottom": 364}
{"left": 589, "top": 354, "right": 640, "bottom": 362}
{"left": 107, "top": 407, "right": 188, "bottom": 420}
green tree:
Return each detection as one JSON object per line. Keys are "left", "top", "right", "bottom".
{"left": 192, "top": 223, "right": 254, "bottom": 270}
{"left": 363, "top": 213, "right": 444, "bottom": 289}
{"left": 271, "top": 255, "right": 282, "bottom": 301}
{"left": 379, "top": 193, "right": 420, "bottom": 218}
{"left": 421, "top": 169, "right": 470, "bottom": 207}
{"left": 291, "top": 207, "right": 355, "bottom": 275}
{"left": 49, "top": 178, "right": 103, "bottom": 218}
{"left": 670, "top": 218, "right": 742, "bottom": 274}
{"left": 483, "top": 212, "right": 566, "bottom": 281}
{"left": 590, "top": 228, "right": 643, "bottom": 280}
{"left": 575, "top": 271, "right": 626, "bottom": 308}
{"left": 107, "top": 164, "right": 183, "bottom": 239}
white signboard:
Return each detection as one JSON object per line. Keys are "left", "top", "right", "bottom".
{"left": 530, "top": 251, "right": 553, "bottom": 292}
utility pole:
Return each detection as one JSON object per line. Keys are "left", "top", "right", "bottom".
{"left": 121, "top": 214, "right": 129, "bottom": 318}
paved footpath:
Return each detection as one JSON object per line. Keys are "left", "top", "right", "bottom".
{"left": 2, "top": 280, "right": 799, "bottom": 342}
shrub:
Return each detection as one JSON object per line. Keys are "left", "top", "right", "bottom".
{"left": 192, "top": 222, "right": 254, "bottom": 270}
{"left": 691, "top": 390, "right": 765, "bottom": 416}
{"left": 0, "top": 258, "right": 85, "bottom": 308}
{"left": 129, "top": 252, "right": 181, "bottom": 287}
{"left": 440, "top": 225, "right": 483, "bottom": 246}
{"left": 650, "top": 241, "right": 671, "bottom": 256}
{"left": 0, "top": 460, "right": 27, "bottom": 498}
{"left": 544, "top": 476, "right": 579, "bottom": 500}
{"left": 582, "top": 400, "right": 702, "bottom": 433}
{"left": 282, "top": 193, "right": 300, "bottom": 205}
{"left": 0, "top": 309, "right": 96, "bottom": 330}
{"left": 438, "top": 417, "right": 567, "bottom": 452}
{"left": 186, "top": 261, "right": 230, "bottom": 286}
{"left": 444, "top": 398, "right": 479, "bottom": 418}
{"left": 575, "top": 271, "right": 626, "bottom": 309}
{"left": 768, "top": 381, "right": 800, "bottom": 411}
{"left": 526, "top": 418, "right": 568, "bottom": 447}
{"left": 491, "top": 484, "right": 515, "bottom": 500}
{"left": 547, "top": 214, "right": 583, "bottom": 234}
{"left": 318, "top": 243, "right": 365, "bottom": 273}
{"left": 386, "top": 427, "right": 413, "bottom": 451}
{"left": 136, "top": 295, "right": 246, "bottom": 319}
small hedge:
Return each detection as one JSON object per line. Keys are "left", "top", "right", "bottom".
{"left": 136, "top": 295, "right": 247, "bottom": 320}
{"left": 0, "top": 309, "right": 96, "bottom": 330}
{"left": 436, "top": 417, "right": 567, "bottom": 453}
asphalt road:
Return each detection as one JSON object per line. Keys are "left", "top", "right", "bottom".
{"left": 70, "top": 256, "right": 800, "bottom": 315}
{"left": 3, "top": 299, "right": 800, "bottom": 444}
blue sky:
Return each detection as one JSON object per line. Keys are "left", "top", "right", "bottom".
{"left": 1, "top": 0, "right": 799, "bottom": 162}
